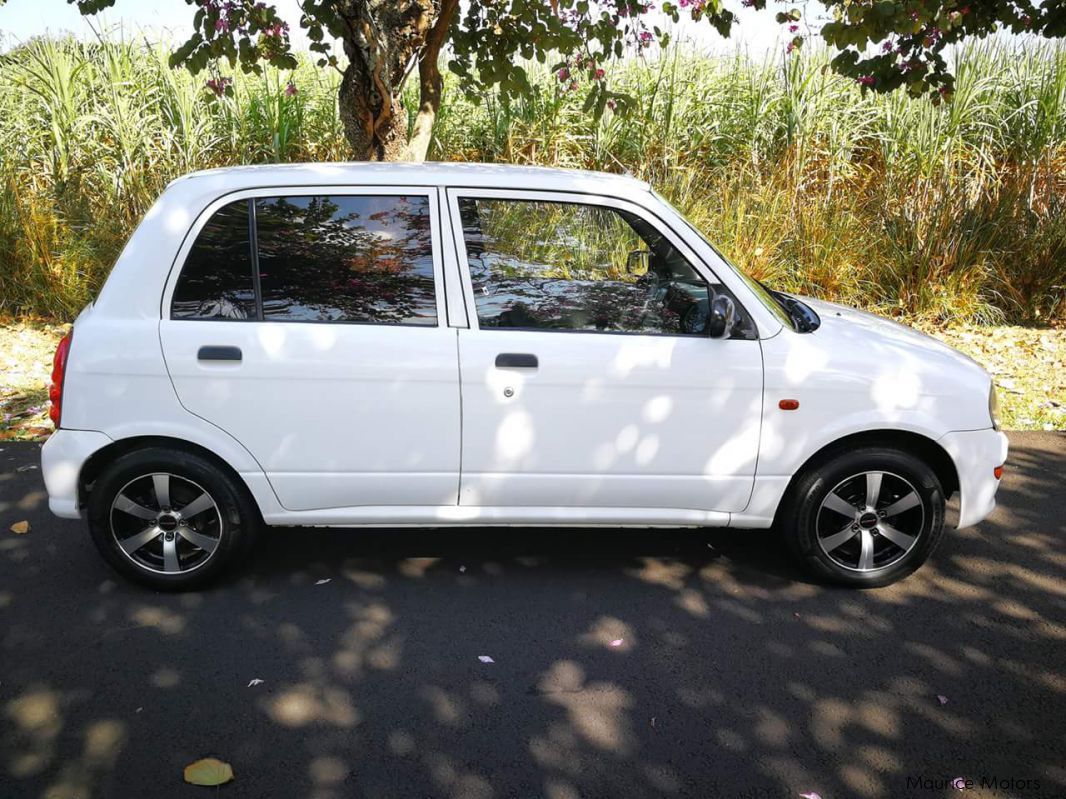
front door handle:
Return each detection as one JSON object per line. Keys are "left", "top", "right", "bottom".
{"left": 495, "top": 353, "right": 538, "bottom": 369}
{"left": 198, "top": 345, "right": 242, "bottom": 362}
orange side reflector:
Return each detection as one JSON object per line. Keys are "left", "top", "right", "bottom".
{"left": 994, "top": 465, "right": 1004, "bottom": 480}
{"left": 778, "top": 399, "right": 800, "bottom": 411}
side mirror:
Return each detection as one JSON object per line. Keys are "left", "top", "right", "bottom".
{"left": 626, "top": 249, "right": 650, "bottom": 277}
{"left": 707, "top": 294, "right": 736, "bottom": 339}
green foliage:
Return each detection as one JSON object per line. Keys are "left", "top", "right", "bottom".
{"left": 0, "top": 0, "right": 1064, "bottom": 116}
{"left": 0, "top": 34, "right": 1063, "bottom": 326}
{"left": 22, "top": 0, "right": 1065, "bottom": 112}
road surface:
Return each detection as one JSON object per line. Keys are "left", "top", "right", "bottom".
{"left": 1, "top": 432, "right": 1063, "bottom": 798}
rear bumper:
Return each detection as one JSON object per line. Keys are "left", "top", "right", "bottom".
{"left": 938, "top": 428, "right": 1009, "bottom": 528}
{"left": 40, "top": 429, "right": 112, "bottom": 519}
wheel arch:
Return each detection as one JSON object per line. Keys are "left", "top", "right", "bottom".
{"left": 79, "top": 435, "right": 263, "bottom": 518}
{"left": 772, "top": 429, "right": 959, "bottom": 524}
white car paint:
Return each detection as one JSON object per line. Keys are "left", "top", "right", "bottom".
{"left": 157, "top": 186, "right": 461, "bottom": 511}
{"left": 446, "top": 187, "right": 764, "bottom": 514}
{"left": 42, "top": 163, "right": 1007, "bottom": 536}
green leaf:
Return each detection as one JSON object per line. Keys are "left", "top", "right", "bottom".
{"left": 582, "top": 85, "right": 599, "bottom": 113}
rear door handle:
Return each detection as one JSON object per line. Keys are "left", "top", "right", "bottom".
{"left": 495, "top": 353, "right": 538, "bottom": 369}
{"left": 197, "top": 345, "right": 242, "bottom": 362}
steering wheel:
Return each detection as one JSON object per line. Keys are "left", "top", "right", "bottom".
{"left": 682, "top": 298, "right": 712, "bottom": 334}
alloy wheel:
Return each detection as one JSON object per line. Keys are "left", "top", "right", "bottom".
{"left": 815, "top": 470, "right": 925, "bottom": 572}
{"left": 109, "top": 472, "right": 222, "bottom": 575}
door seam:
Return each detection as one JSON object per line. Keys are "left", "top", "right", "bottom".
{"left": 454, "top": 327, "right": 464, "bottom": 505}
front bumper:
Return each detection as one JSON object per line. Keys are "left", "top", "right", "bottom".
{"left": 938, "top": 428, "right": 1009, "bottom": 528}
{"left": 40, "top": 429, "right": 112, "bottom": 519}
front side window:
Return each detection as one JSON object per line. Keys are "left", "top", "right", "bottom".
{"left": 255, "top": 195, "right": 436, "bottom": 325}
{"left": 458, "top": 197, "right": 730, "bottom": 336}
{"left": 171, "top": 200, "right": 256, "bottom": 320}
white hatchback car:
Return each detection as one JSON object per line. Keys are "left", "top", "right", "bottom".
{"left": 42, "top": 163, "right": 1008, "bottom": 589}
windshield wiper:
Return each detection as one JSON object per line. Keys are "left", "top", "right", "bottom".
{"left": 756, "top": 280, "right": 820, "bottom": 333}
{"left": 775, "top": 292, "right": 820, "bottom": 333}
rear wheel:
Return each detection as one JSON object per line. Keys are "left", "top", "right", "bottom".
{"left": 87, "top": 447, "right": 258, "bottom": 590}
{"left": 782, "top": 447, "right": 945, "bottom": 587}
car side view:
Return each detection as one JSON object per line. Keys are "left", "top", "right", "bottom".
{"left": 41, "top": 163, "right": 1008, "bottom": 589}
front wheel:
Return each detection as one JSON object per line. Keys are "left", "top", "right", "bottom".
{"left": 87, "top": 447, "right": 259, "bottom": 590}
{"left": 782, "top": 447, "right": 945, "bottom": 587}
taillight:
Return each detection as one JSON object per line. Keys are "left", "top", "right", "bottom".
{"left": 49, "top": 331, "right": 72, "bottom": 428}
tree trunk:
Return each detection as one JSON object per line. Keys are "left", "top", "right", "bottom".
{"left": 404, "top": 0, "right": 458, "bottom": 161}
{"left": 335, "top": 0, "right": 458, "bottom": 162}
{"left": 338, "top": 54, "right": 407, "bottom": 161}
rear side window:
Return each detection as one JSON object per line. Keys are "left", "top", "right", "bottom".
{"left": 255, "top": 195, "right": 436, "bottom": 325}
{"left": 171, "top": 200, "right": 256, "bottom": 320}
{"left": 171, "top": 194, "right": 437, "bottom": 326}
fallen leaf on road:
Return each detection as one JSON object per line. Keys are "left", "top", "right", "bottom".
{"left": 478, "top": 655, "right": 495, "bottom": 663}
{"left": 937, "top": 694, "right": 948, "bottom": 705}
{"left": 314, "top": 578, "right": 331, "bottom": 585}
{"left": 248, "top": 678, "right": 264, "bottom": 687}
{"left": 183, "top": 757, "right": 234, "bottom": 786}
{"left": 9, "top": 520, "right": 29, "bottom": 534}
{"left": 609, "top": 639, "right": 623, "bottom": 647}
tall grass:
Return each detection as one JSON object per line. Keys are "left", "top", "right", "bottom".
{"left": 1, "top": 31, "right": 1063, "bottom": 324}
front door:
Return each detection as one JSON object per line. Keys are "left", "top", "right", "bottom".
{"left": 447, "top": 189, "right": 764, "bottom": 515}
{"left": 160, "top": 188, "right": 461, "bottom": 511}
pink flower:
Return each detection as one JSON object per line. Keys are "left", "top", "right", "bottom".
{"left": 594, "top": 68, "right": 605, "bottom": 80}
{"left": 882, "top": 40, "right": 894, "bottom": 53}
{"left": 205, "top": 76, "right": 232, "bottom": 96}
{"left": 607, "top": 98, "right": 617, "bottom": 110}
{"left": 215, "top": 18, "right": 230, "bottom": 34}
{"left": 789, "top": 24, "right": 799, "bottom": 32}
{"left": 557, "top": 67, "right": 569, "bottom": 81}
{"left": 285, "top": 81, "right": 297, "bottom": 97}
{"left": 856, "top": 75, "right": 876, "bottom": 87}
{"left": 639, "top": 30, "right": 653, "bottom": 43}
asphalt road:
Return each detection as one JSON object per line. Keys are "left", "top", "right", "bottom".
{"left": 1, "top": 433, "right": 1064, "bottom": 799}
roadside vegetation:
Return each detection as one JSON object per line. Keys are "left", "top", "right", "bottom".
{"left": 0, "top": 32, "right": 1062, "bottom": 436}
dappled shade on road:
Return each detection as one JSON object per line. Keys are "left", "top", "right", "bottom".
{"left": 1, "top": 433, "right": 1064, "bottom": 798}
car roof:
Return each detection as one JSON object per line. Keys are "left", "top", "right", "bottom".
{"left": 170, "top": 161, "right": 651, "bottom": 194}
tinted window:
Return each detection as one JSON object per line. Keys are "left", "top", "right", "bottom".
{"left": 458, "top": 198, "right": 716, "bottom": 335}
{"left": 255, "top": 195, "right": 436, "bottom": 325}
{"left": 172, "top": 200, "right": 256, "bottom": 320}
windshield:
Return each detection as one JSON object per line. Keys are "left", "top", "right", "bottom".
{"left": 651, "top": 189, "right": 794, "bottom": 329}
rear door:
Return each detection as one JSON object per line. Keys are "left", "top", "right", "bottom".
{"left": 159, "top": 187, "right": 460, "bottom": 511}
{"left": 446, "top": 188, "right": 764, "bottom": 515}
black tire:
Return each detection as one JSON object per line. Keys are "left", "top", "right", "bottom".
{"left": 781, "top": 446, "right": 945, "bottom": 587}
{"left": 87, "top": 447, "right": 259, "bottom": 590}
